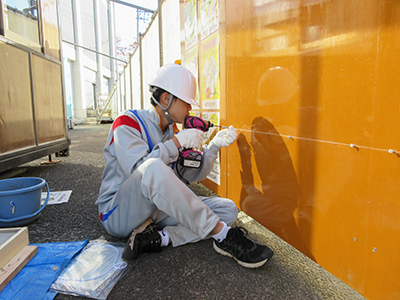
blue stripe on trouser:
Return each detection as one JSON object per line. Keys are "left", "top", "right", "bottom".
{"left": 100, "top": 204, "right": 118, "bottom": 222}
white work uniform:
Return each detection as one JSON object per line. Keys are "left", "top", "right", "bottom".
{"left": 96, "top": 107, "right": 238, "bottom": 246}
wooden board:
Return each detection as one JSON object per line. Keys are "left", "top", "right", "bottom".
{"left": 31, "top": 55, "right": 65, "bottom": 144}
{"left": 0, "top": 228, "right": 29, "bottom": 269}
{"left": 0, "top": 245, "right": 38, "bottom": 292}
{"left": 0, "top": 42, "right": 36, "bottom": 153}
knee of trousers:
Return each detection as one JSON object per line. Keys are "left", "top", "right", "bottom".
{"left": 215, "top": 198, "right": 239, "bottom": 226}
{"left": 141, "top": 158, "right": 172, "bottom": 176}
{"left": 127, "top": 158, "right": 174, "bottom": 208}
{"left": 140, "top": 158, "right": 176, "bottom": 188}
{"left": 226, "top": 200, "right": 239, "bottom": 226}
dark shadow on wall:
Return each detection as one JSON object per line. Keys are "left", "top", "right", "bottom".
{"left": 237, "top": 117, "right": 315, "bottom": 260}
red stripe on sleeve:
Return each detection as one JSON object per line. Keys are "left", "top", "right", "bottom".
{"left": 110, "top": 115, "right": 141, "bottom": 145}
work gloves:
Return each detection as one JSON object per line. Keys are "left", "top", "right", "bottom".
{"left": 210, "top": 126, "right": 237, "bottom": 148}
{"left": 176, "top": 126, "right": 237, "bottom": 150}
{"left": 176, "top": 129, "right": 205, "bottom": 149}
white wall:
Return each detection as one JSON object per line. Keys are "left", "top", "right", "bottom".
{"left": 142, "top": 18, "right": 161, "bottom": 109}
{"left": 131, "top": 54, "right": 142, "bottom": 109}
{"left": 161, "top": 0, "right": 181, "bottom": 65}
{"left": 60, "top": 0, "right": 116, "bottom": 122}
{"left": 110, "top": 0, "right": 182, "bottom": 114}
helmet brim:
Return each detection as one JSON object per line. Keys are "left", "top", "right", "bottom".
{"left": 181, "top": 98, "right": 200, "bottom": 107}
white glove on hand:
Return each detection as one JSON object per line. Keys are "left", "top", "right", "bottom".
{"left": 175, "top": 129, "right": 205, "bottom": 149}
{"left": 211, "top": 126, "right": 237, "bottom": 148}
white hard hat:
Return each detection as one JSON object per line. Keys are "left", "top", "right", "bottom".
{"left": 148, "top": 64, "right": 199, "bottom": 106}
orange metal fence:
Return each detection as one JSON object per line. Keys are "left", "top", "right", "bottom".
{"left": 182, "top": 1, "right": 400, "bottom": 299}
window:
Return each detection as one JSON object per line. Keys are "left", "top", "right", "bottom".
{"left": 85, "top": 81, "right": 96, "bottom": 110}
{"left": 2, "top": 0, "right": 41, "bottom": 51}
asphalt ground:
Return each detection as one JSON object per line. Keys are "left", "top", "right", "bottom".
{"left": 1, "top": 123, "right": 366, "bottom": 300}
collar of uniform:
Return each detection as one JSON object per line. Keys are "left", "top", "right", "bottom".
{"left": 149, "top": 105, "right": 172, "bottom": 134}
{"left": 172, "top": 123, "right": 179, "bottom": 133}
{"left": 150, "top": 105, "right": 180, "bottom": 135}
{"left": 150, "top": 105, "right": 164, "bottom": 131}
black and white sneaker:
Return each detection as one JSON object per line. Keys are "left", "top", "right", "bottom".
{"left": 213, "top": 227, "right": 274, "bottom": 268}
{"left": 122, "top": 218, "right": 162, "bottom": 261}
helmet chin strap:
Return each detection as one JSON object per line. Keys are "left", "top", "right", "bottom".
{"left": 151, "top": 94, "right": 174, "bottom": 139}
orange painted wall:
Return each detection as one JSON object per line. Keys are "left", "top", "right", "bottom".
{"left": 214, "top": 0, "right": 400, "bottom": 299}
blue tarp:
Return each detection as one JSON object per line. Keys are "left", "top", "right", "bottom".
{"left": 0, "top": 239, "right": 89, "bottom": 300}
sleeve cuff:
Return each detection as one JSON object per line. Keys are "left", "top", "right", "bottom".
{"left": 164, "top": 139, "right": 179, "bottom": 158}
{"left": 206, "top": 141, "right": 221, "bottom": 155}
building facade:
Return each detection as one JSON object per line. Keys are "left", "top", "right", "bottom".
{"left": 59, "top": 0, "right": 117, "bottom": 123}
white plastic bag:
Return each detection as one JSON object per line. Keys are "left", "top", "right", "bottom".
{"left": 50, "top": 239, "right": 128, "bottom": 300}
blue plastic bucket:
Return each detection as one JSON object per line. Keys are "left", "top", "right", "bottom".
{"left": 0, "top": 177, "right": 50, "bottom": 227}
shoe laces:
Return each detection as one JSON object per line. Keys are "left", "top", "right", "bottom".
{"left": 129, "top": 224, "right": 158, "bottom": 249}
{"left": 143, "top": 224, "right": 157, "bottom": 235}
{"left": 229, "top": 227, "right": 255, "bottom": 249}
{"left": 141, "top": 225, "right": 161, "bottom": 247}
